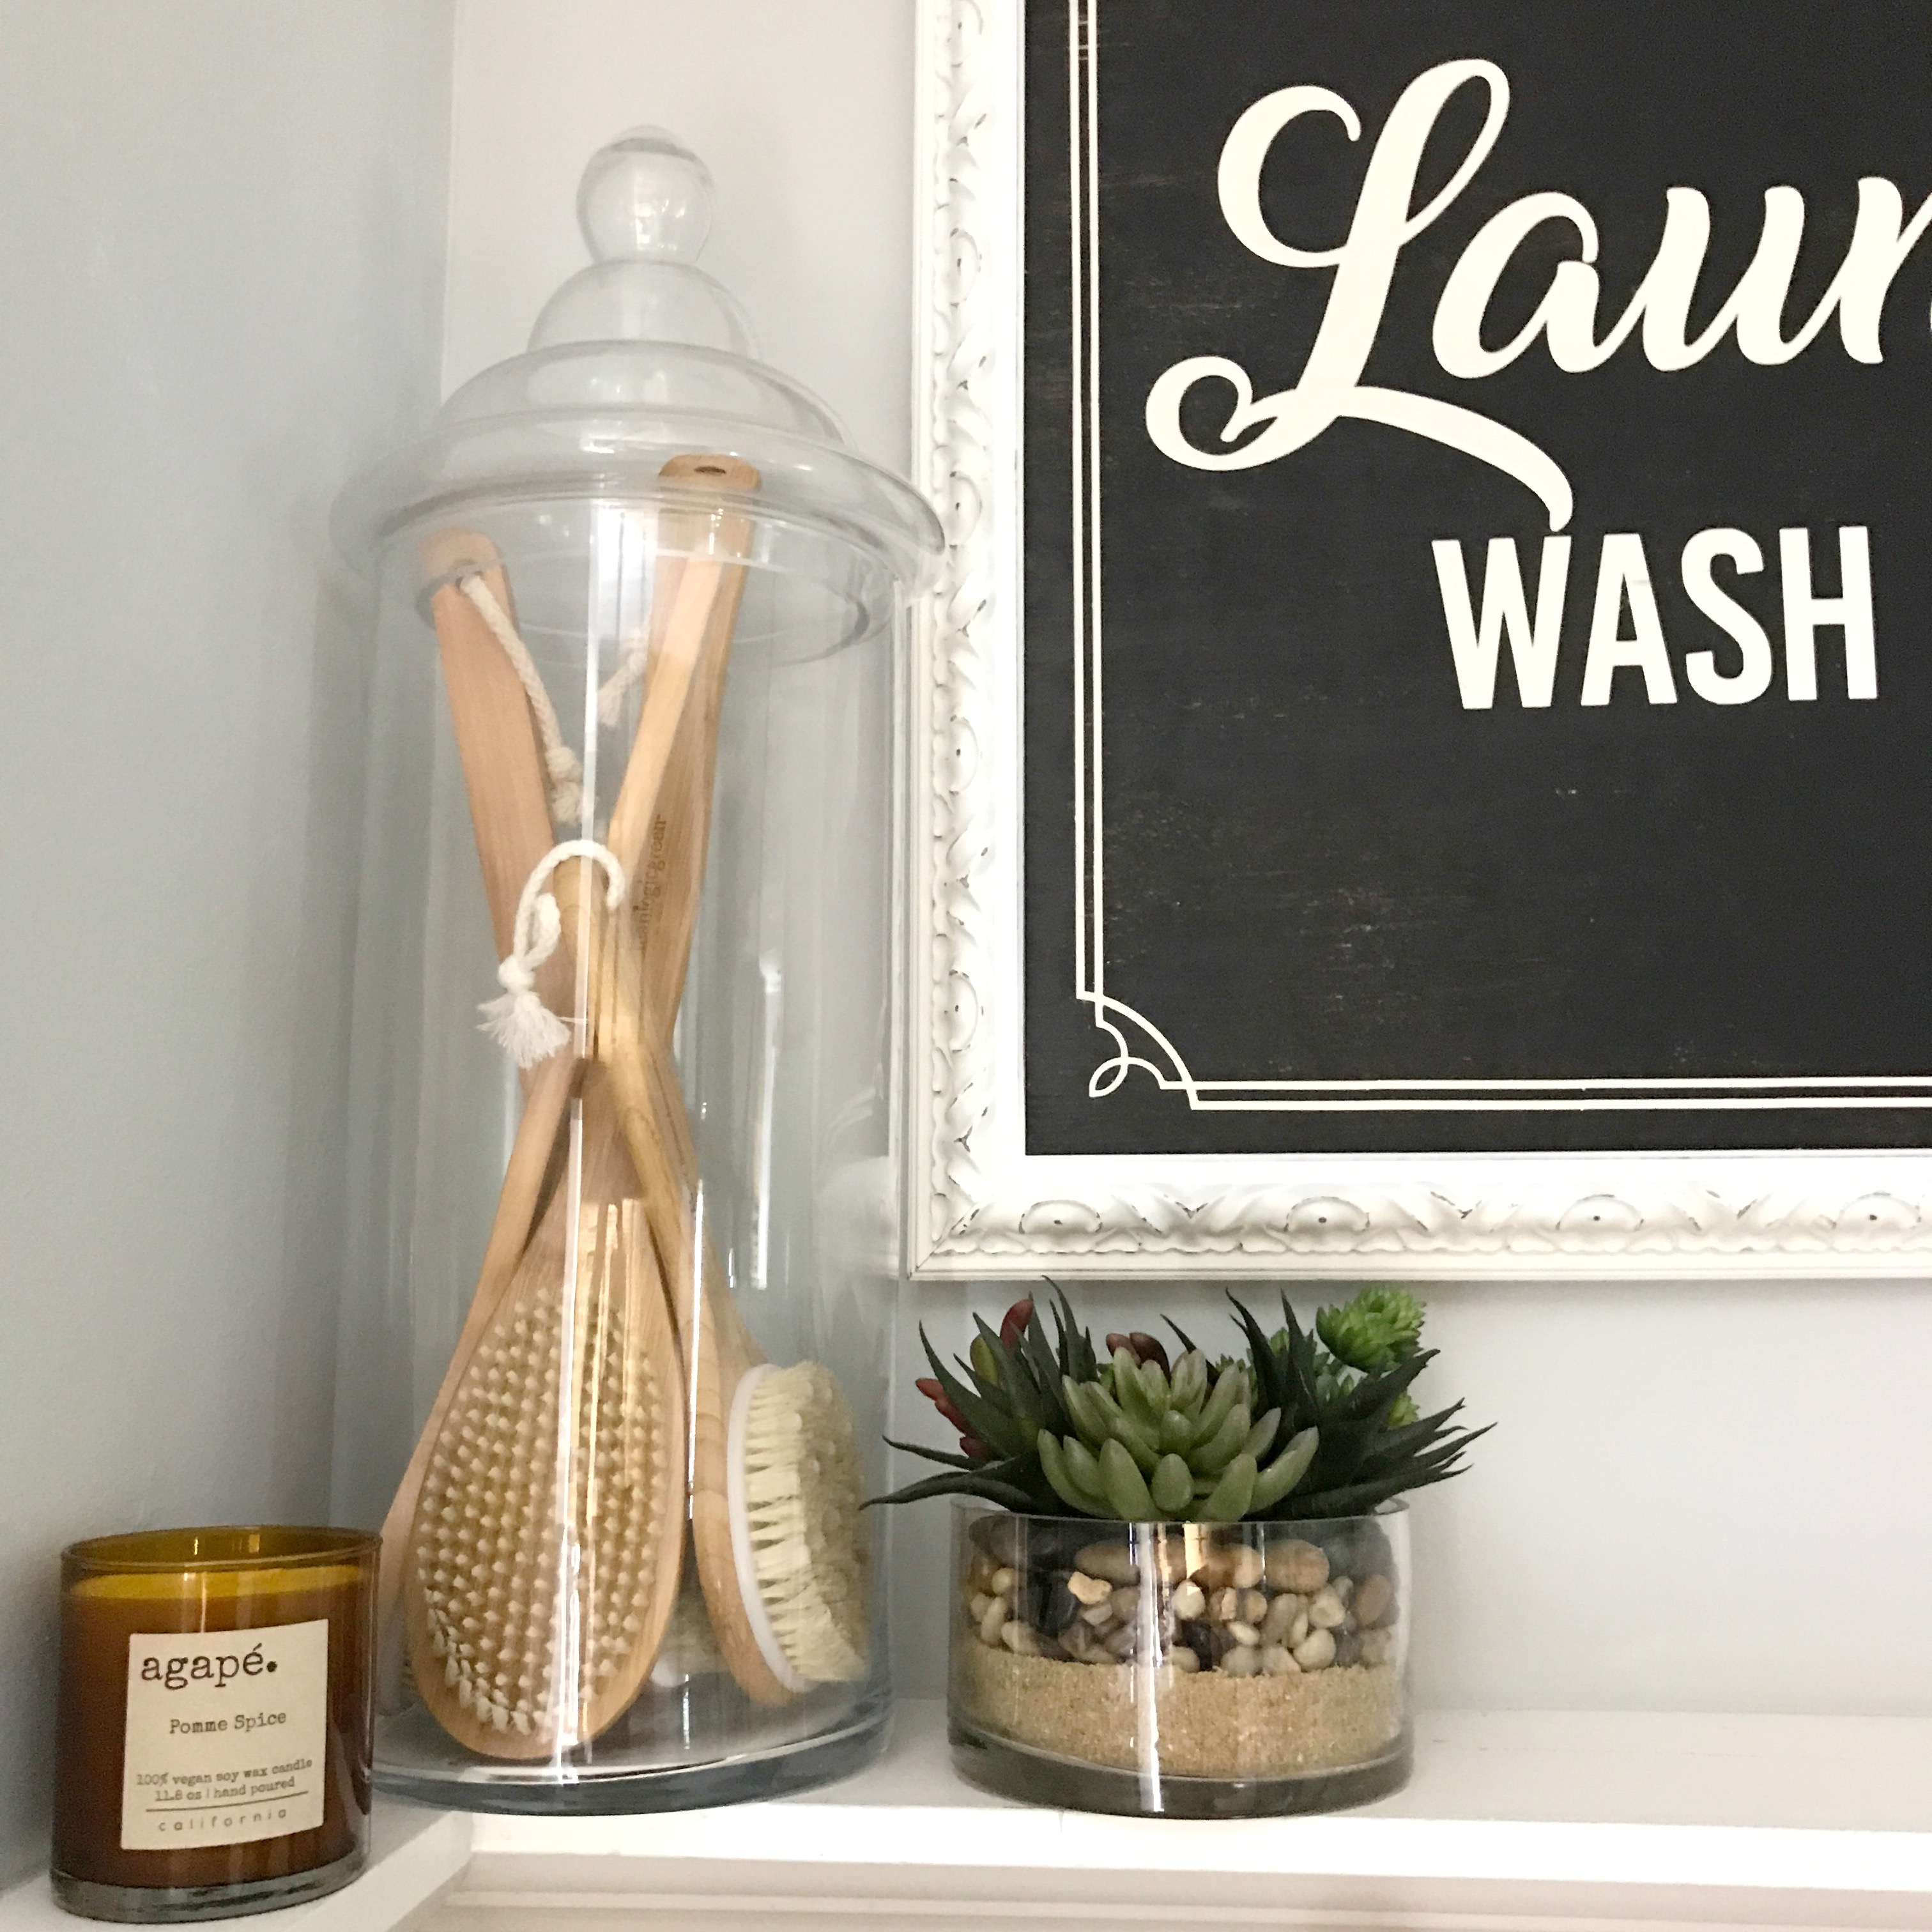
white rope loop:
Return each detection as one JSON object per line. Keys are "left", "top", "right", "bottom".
{"left": 479, "top": 839, "right": 629, "bottom": 1068}
{"left": 596, "top": 623, "right": 653, "bottom": 727}
{"left": 457, "top": 574, "right": 586, "bottom": 827}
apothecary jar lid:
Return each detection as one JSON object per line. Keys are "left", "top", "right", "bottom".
{"left": 333, "top": 126, "right": 942, "bottom": 592}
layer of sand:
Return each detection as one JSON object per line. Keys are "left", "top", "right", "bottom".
{"left": 954, "top": 1646, "right": 1404, "bottom": 1779}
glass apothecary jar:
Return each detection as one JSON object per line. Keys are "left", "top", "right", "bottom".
{"left": 949, "top": 1505, "right": 1411, "bottom": 1817}
{"left": 329, "top": 128, "right": 940, "bottom": 1812}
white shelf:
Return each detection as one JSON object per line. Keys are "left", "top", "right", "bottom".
{"left": 10, "top": 1704, "right": 1932, "bottom": 1929}
{"left": 0, "top": 1804, "right": 469, "bottom": 1932}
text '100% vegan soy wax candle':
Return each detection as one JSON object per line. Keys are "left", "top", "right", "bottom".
{"left": 52, "top": 1527, "right": 376, "bottom": 1922}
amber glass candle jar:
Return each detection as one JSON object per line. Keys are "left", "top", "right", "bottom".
{"left": 53, "top": 1528, "right": 377, "bottom": 1922}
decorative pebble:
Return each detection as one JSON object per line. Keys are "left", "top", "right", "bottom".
{"left": 1037, "top": 1578, "right": 1082, "bottom": 1636}
{"left": 1358, "top": 1628, "right": 1394, "bottom": 1667}
{"left": 988, "top": 1567, "right": 1017, "bottom": 1598}
{"left": 1227, "top": 1546, "right": 1266, "bottom": 1590}
{"left": 973, "top": 1516, "right": 1026, "bottom": 1569}
{"left": 1220, "top": 1644, "right": 1263, "bottom": 1678}
{"left": 1237, "top": 1588, "right": 1266, "bottom": 1625}
{"left": 1293, "top": 1626, "right": 1336, "bottom": 1671}
{"left": 1307, "top": 1586, "right": 1347, "bottom": 1630}
{"left": 1167, "top": 1645, "right": 1201, "bottom": 1675}
{"left": 1108, "top": 1584, "right": 1140, "bottom": 1623}
{"left": 1151, "top": 1544, "right": 1192, "bottom": 1585}
{"left": 1354, "top": 1574, "right": 1394, "bottom": 1629}
{"left": 1066, "top": 1570, "right": 1111, "bottom": 1606}
{"left": 1190, "top": 1549, "right": 1238, "bottom": 1590}
{"left": 1260, "top": 1593, "right": 1302, "bottom": 1645}
{"left": 1000, "top": 1619, "right": 1041, "bottom": 1655}
{"left": 1332, "top": 1574, "right": 1356, "bottom": 1607}
{"left": 1209, "top": 1587, "right": 1241, "bottom": 1625}
{"left": 1333, "top": 1630, "right": 1363, "bottom": 1668}
{"left": 969, "top": 1591, "right": 993, "bottom": 1622}
{"left": 979, "top": 1598, "right": 1008, "bottom": 1646}
{"left": 1169, "top": 1580, "right": 1206, "bottom": 1621}
{"left": 1075, "top": 1543, "right": 1138, "bottom": 1586}
{"left": 1225, "top": 1620, "right": 1261, "bottom": 1648}
{"left": 1104, "top": 1622, "right": 1139, "bottom": 1659}
{"left": 1061, "top": 1621, "right": 1100, "bottom": 1662}
{"left": 1260, "top": 1644, "right": 1301, "bottom": 1676}
{"left": 1265, "top": 1540, "right": 1330, "bottom": 1594}
{"left": 1079, "top": 1600, "right": 1114, "bottom": 1628}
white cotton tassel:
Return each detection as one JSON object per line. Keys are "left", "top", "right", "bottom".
{"left": 479, "top": 839, "right": 629, "bottom": 1068}
{"left": 479, "top": 894, "right": 569, "bottom": 1067}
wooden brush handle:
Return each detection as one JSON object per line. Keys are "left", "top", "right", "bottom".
{"left": 420, "top": 532, "right": 574, "bottom": 1032}
{"left": 604, "top": 457, "right": 758, "bottom": 886}
{"left": 636, "top": 571, "right": 740, "bottom": 1020}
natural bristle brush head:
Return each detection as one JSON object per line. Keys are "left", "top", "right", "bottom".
{"left": 727, "top": 1361, "right": 871, "bottom": 1692}
{"left": 406, "top": 1148, "right": 686, "bottom": 1759}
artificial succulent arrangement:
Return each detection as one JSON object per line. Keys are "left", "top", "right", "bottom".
{"left": 878, "top": 1286, "right": 1486, "bottom": 1522}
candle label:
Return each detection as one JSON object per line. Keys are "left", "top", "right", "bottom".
{"left": 119, "top": 1620, "right": 328, "bottom": 1851}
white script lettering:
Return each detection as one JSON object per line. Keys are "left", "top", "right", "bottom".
{"left": 1147, "top": 63, "right": 1932, "bottom": 529}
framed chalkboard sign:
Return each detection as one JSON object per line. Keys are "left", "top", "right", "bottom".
{"left": 908, "top": 0, "right": 1932, "bottom": 1274}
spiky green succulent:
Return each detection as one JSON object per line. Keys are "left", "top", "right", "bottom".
{"left": 1317, "top": 1286, "right": 1425, "bottom": 1374}
{"left": 872, "top": 1287, "right": 1486, "bottom": 1522}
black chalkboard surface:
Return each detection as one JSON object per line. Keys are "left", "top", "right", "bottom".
{"left": 1022, "top": 0, "right": 1932, "bottom": 1156}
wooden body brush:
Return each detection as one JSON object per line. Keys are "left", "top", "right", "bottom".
{"left": 404, "top": 1075, "right": 684, "bottom": 1754}
{"left": 376, "top": 535, "right": 581, "bottom": 1644}
{"left": 583, "top": 457, "right": 870, "bottom": 1705}
{"left": 390, "top": 532, "right": 686, "bottom": 1758}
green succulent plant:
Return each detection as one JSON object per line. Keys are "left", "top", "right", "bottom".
{"left": 1317, "top": 1285, "right": 1425, "bottom": 1374}
{"left": 873, "top": 1287, "right": 1486, "bottom": 1523}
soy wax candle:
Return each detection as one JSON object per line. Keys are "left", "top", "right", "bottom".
{"left": 53, "top": 1528, "right": 377, "bottom": 1922}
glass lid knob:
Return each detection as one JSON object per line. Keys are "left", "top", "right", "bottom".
{"left": 528, "top": 125, "right": 754, "bottom": 356}
{"left": 577, "top": 125, "right": 714, "bottom": 265}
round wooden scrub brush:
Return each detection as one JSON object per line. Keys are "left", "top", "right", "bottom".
{"left": 729, "top": 1361, "right": 871, "bottom": 1690}
{"left": 404, "top": 1105, "right": 685, "bottom": 1758}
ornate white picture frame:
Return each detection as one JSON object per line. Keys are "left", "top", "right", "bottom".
{"left": 905, "top": 0, "right": 1932, "bottom": 1276}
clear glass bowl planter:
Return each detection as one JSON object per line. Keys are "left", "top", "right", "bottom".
{"left": 948, "top": 1502, "right": 1411, "bottom": 1818}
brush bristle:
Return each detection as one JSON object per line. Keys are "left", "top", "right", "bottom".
{"left": 413, "top": 1245, "right": 669, "bottom": 1740}
{"left": 741, "top": 1360, "right": 870, "bottom": 1684}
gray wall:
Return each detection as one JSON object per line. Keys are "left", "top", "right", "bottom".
{"left": 0, "top": 1, "right": 454, "bottom": 1885}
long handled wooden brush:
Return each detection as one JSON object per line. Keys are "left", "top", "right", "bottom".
{"left": 388, "top": 532, "right": 686, "bottom": 1757}
{"left": 404, "top": 1083, "right": 684, "bottom": 1754}
{"left": 554, "top": 455, "right": 873, "bottom": 1705}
